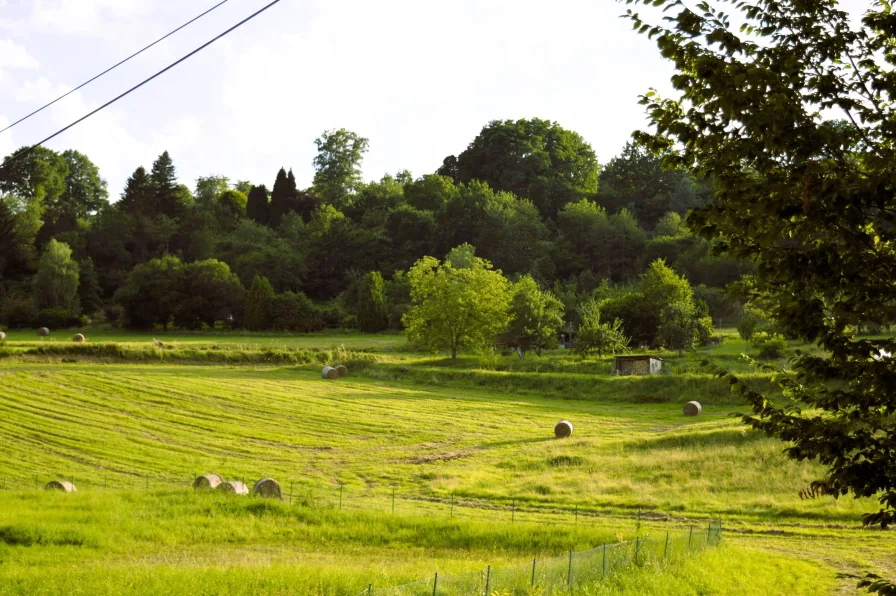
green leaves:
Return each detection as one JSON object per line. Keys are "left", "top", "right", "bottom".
{"left": 627, "top": 0, "right": 896, "bottom": 542}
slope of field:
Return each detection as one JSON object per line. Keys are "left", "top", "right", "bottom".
{"left": 0, "top": 362, "right": 870, "bottom": 521}
{"left": 0, "top": 354, "right": 889, "bottom": 594}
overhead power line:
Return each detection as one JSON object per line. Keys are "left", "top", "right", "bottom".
{"left": 0, "top": 0, "right": 283, "bottom": 174}
{"left": 0, "top": 0, "right": 231, "bottom": 136}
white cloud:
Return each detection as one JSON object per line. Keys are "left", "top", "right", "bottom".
{"left": 0, "top": 39, "right": 39, "bottom": 70}
{"left": 15, "top": 77, "right": 69, "bottom": 104}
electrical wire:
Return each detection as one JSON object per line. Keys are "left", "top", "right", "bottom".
{"left": 0, "top": 0, "right": 283, "bottom": 173}
{"left": 0, "top": 0, "right": 231, "bottom": 136}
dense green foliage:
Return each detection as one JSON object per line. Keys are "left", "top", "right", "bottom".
{"left": 627, "top": 3, "right": 896, "bottom": 594}
{"left": 0, "top": 121, "right": 747, "bottom": 338}
{"left": 404, "top": 245, "right": 512, "bottom": 359}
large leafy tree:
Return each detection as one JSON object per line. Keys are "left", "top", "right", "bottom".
{"left": 312, "top": 129, "right": 369, "bottom": 209}
{"left": 246, "top": 185, "right": 270, "bottom": 226}
{"left": 114, "top": 255, "right": 184, "bottom": 329}
{"left": 0, "top": 146, "right": 67, "bottom": 206}
{"left": 442, "top": 118, "right": 599, "bottom": 218}
{"left": 504, "top": 275, "right": 565, "bottom": 354}
{"left": 404, "top": 244, "right": 512, "bottom": 359}
{"left": 32, "top": 239, "right": 80, "bottom": 314}
{"left": 626, "top": 0, "right": 896, "bottom": 551}
{"left": 174, "top": 259, "right": 244, "bottom": 329}
{"left": 574, "top": 298, "right": 630, "bottom": 358}
{"left": 596, "top": 141, "right": 684, "bottom": 229}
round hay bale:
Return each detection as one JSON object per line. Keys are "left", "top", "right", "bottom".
{"left": 253, "top": 478, "right": 282, "bottom": 499}
{"left": 73, "top": 333, "right": 86, "bottom": 344}
{"left": 554, "top": 420, "right": 574, "bottom": 439}
{"left": 217, "top": 481, "right": 249, "bottom": 495}
{"left": 335, "top": 365, "right": 348, "bottom": 378}
{"left": 0, "top": 331, "right": 6, "bottom": 341}
{"left": 193, "top": 473, "right": 223, "bottom": 490}
{"left": 683, "top": 401, "right": 702, "bottom": 416}
{"left": 38, "top": 327, "right": 50, "bottom": 337}
{"left": 321, "top": 366, "right": 338, "bottom": 380}
{"left": 45, "top": 480, "right": 76, "bottom": 493}
{"left": 152, "top": 339, "right": 165, "bottom": 349}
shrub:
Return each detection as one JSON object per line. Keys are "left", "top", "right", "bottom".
{"left": 36, "top": 308, "right": 82, "bottom": 329}
{"left": 750, "top": 332, "right": 787, "bottom": 359}
{"left": 0, "top": 297, "right": 38, "bottom": 328}
{"left": 356, "top": 271, "right": 389, "bottom": 332}
{"left": 271, "top": 292, "right": 325, "bottom": 332}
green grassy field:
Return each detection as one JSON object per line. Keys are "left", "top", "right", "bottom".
{"left": 0, "top": 332, "right": 889, "bottom": 594}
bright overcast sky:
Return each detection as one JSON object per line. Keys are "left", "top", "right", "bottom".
{"left": 0, "top": 0, "right": 869, "bottom": 198}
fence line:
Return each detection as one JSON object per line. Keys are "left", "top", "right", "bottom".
{"left": 356, "top": 523, "right": 722, "bottom": 595}
{"left": 1, "top": 473, "right": 724, "bottom": 532}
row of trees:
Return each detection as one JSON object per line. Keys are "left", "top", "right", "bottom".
{"left": 0, "top": 120, "right": 748, "bottom": 332}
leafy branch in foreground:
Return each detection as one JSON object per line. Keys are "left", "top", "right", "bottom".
{"left": 625, "top": 0, "right": 896, "bottom": 561}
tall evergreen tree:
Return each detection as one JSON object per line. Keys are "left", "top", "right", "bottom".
{"left": 119, "top": 167, "right": 153, "bottom": 217}
{"left": 269, "top": 168, "right": 290, "bottom": 228}
{"left": 246, "top": 185, "right": 270, "bottom": 226}
{"left": 149, "top": 151, "right": 184, "bottom": 219}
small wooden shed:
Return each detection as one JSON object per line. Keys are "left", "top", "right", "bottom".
{"left": 614, "top": 355, "right": 663, "bottom": 376}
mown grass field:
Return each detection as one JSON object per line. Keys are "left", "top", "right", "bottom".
{"left": 0, "top": 332, "right": 890, "bottom": 594}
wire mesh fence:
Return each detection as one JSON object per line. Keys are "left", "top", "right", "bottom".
{"left": 355, "top": 523, "right": 722, "bottom": 595}
{"left": 3, "top": 472, "right": 723, "bottom": 594}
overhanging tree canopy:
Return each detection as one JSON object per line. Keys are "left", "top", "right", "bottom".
{"left": 626, "top": 0, "right": 896, "bottom": 535}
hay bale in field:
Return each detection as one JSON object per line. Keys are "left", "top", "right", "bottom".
{"left": 217, "top": 481, "right": 249, "bottom": 495}
{"left": 554, "top": 420, "right": 574, "bottom": 439}
{"left": 253, "top": 478, "right": 282, "bottom": 499}
{"left": 45, "top": 480, "right": 76, "bottom": 493}
{"left": 683, "top": 401, "right": 702, "bottom": 416}
{"left": 152, "top": 338, "right": 165, "bottom": 349}
{"left": 193, "top": 473, "right": 223, "bottom": 490}
{"left": 38, "top": 327, "right": 50, "bottom": 337}
{"left": 73, "top": 333, "right": 86, "bottom": 344}
{"left": 321, "top": 366, "right": 338, "bottom": 380}
{"left": 335, "top": 365, "right": 348, "bottom": 378}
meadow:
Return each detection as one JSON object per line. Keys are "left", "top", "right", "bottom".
{"left": 0, "top": 331, "right": 890, "bottom": 594}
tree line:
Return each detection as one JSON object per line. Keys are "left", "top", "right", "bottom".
{"left": 0, "top": 118, "right": 749, "bottom": 345}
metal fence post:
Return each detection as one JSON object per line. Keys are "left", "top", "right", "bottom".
{"left": 484, "top": 566, "right": 490, "bottom": 595}
{"left": 688, "top": 525, "right": 693, "bottom": 550}
{"left": 664, "top": 531, "right": 670, "bottom": 559}
{"left": 289, "top": 481, "right": 293, "bottom": 505}
{"left": 511, "top": 499, "right": 515, "bottom": 523}
{"left": 635, "top": 536, "right": 640, "bottom": 566}
{"left": 637, "top": 509, "right": 641, "bottom": 532}
{"left": 567, "top": 550, "right": 573, "bottom": 586}
{"left": 706, "top": 522, "right": 711, "bottom": 545}
{"left": 432, "top": 573, "right": 438, "bottom": 596}
{"left": 531, "top": 557, "right": 536, "bottom": 587}
{"left": 450, "top": 494, "right": 454, "bottom": 519}
{"left": 602, "top": 543, "right": 607, "bottom": 577}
